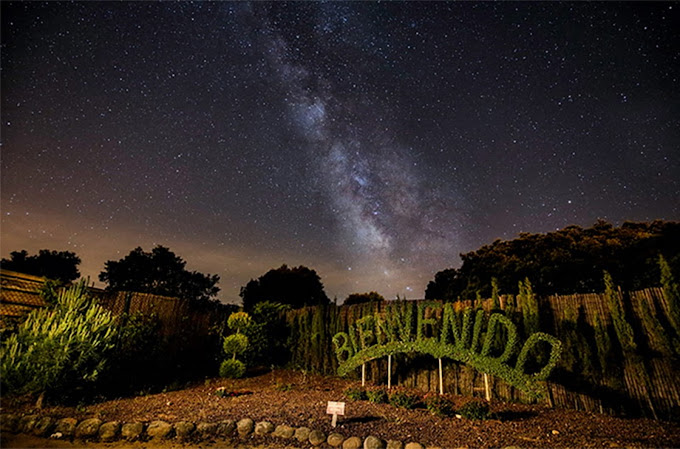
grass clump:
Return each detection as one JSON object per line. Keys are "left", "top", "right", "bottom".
{"left": 388, "top": 389, "right": 420, "bottom": 409}
{"left": 344, "top": 386, "right": 367, "bottom": 401}
{"left": 424, "top": 393, "right": 455, "bottom": 417}
{"left": 458, "top": 398, "right": 490, "bottom": 420}
{"left": 366, "top": 387, "right": 388, "bottom": 403}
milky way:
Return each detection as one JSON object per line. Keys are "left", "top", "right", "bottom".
{"left": 1, "top": 2, "right": 678, "bottom": 303}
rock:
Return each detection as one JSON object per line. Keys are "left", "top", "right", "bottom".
{"left": 343, "top": 436, "right": 363, "bottom": 449}
{"left": 404, "top": 443, "right": 424, "bottom": 449}
{"left": 98, "top": 421, "right": 120, "bottom": 442}
{"left": 121, "top": 422, "right": 144, "bottom": 441}
{"left": 33, "top": 416, "right": 55, "bottom": 437}
{"left": 364, "top": 435, "right": 386, "bottom": 449}
{"left": 552, "top": 430, "right": 560, "bottom": 435}
{"left": 174, "top": 421, "right": 195, "bottom": 439}
{"left": 236, "top": 418, "right": 254, "bottom": 436}
{"left": 328, "top": 432, "right": 345, "bottom": 446}
{"left": 147, "top": 420, "right": 173, "bottom": 439}
{"left": 217, "top": 420, "right": 236, "bottom": 436}
{"left": 274, "top": 424, "right": 295, "bottom": 438}
{"left": 54, "top": 417, "right": 78, "bottom": 438}
{"left": 387, "top": 441, "right": 405, "bottom": 449}
{"left": 294, "top": 426, "right": 311, "bottom": 442}
{"left": 19, "top": 415, "right": 39, "bottom": 433}
{"left": 309, "top": 429, "right": 326, "bottom": 446}
{"left": 1, "top": 414, "right": 19, "bottom": 433}
{"left": 196, "top": 421, "right": 218, "bottom": 437}
{"left": 75, "top": 418, "right": 103, "bottom": 439}
{"left": 254, "top": 421, "right": 275, "bottom": 435}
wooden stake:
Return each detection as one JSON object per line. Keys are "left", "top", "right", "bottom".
{"left": 388, "top": 355, "right": 392, "bottom": 389}
{"left": 438, "top": 358, "right": 444, "bottom": 395}
{"left": 362, "top": 364, "right": 366, "bottom": 387}
{"left": 483, "top": 373, "right": 491, "bottom": 401}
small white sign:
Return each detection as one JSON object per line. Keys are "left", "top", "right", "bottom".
{"left": 326, "top": 401, "right": 345, "bottom": 415}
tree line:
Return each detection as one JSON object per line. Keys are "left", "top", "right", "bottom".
{"left": 3, "top": 220, "right": 679, "bottom": 307}
{"left": 425, "top": 220, "right": 680, "bottom": 300}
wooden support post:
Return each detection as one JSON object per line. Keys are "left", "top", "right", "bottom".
{"left": 362, "top": 364, "right": 366, "bottom": 387}
{"left": 388, "top": 355, "right": 392, "bottom": 389}
{"left": 483, "top": 373, "right": 491, "bottom": 401}
{"left": 438, "top": 358, "right": 443, "bottom": 395}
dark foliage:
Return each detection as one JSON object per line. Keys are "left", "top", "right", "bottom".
{"left": 240, "top": 264, "right": 329, "bottom": 311}
{"left": 1, "top": 249, "right": 80, "bottom": 283}
{"left": 426, "top": 220, "right": 680, "bottom": 299}
{"left": 343, "top": 291, "right": 386, "bottom": 306}
{"left": 99, "top": 245, "right": 220, "bottom": 302}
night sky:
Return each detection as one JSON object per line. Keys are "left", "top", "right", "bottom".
{"left": 2, "top": 2, "right": 679, "bottom": 304}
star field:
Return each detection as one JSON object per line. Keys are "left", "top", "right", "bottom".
{"left": 2, "top": 2, "right": 679, "bottom": 304}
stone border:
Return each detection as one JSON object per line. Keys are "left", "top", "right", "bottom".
{"left": 0, "top": 413, "right": 448, "bottom": 449}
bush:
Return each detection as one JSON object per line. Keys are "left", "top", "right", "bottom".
{"left": 458, "top": 398, "right": 490, "bottom": 420}
{"left": 366, "top": 387, "right": 388, "bottom": 403}
{"left": 0, "top": 279, "right": 118, "bottom": 401}
{"left": 424, "top": 394, "right": 454, "bottom": 417}
{"left": 219, "top": 359, "right": 246, "bottom": 378}
{"left": 388, "top": 389, "right": 420, "bottom": 409}
{"left": 344, "top": 386, "right": 367, "bottom": 401}
{"left": 223, "top": 334, "right": 248, "bottom": 356}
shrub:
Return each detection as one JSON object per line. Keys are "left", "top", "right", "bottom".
{"left": 223, "top": 333, "right": 248, "bottom": 357}
{"left": 0, "top": 279, "right": 118, "bottom": 401}
{"left": 424, "top": 393, "right": 454, "bottom": 417}
{"left": 344, "top": 386, "right": 367, "bottom": 401}
{"left": 458, "top": 398, "right": 490, "bottom": 420}
{"left": 219, "top": 359, "right": 246, "bottom": 378}
{"left": 388, "top": 389, "right": 420, "bottom": 409}
{"left": 366, "top": 387, "right": 388, "bottom": 403}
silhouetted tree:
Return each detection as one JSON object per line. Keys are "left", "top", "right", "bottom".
{"left": 427, "top": 220, "right": 680, "bottom": 299}
{"left": 1, "top": 249, "right": 81, "bottom": 283}
{"left": 343, "top": 291, "right": 385, "bottom": 306}
{"left": 99, "top": 246, "right": 219, "bottom": 302}
{"left": 240, "top": 264, "right": 329, "bottom": 311}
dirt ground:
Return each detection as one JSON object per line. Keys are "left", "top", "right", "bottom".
{"left": 2, "top": 370, "right": 679, "bottom": 448}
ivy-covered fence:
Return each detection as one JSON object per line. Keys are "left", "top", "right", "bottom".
{"left": 284, "top": 287, "right": 680, "bottom": 420}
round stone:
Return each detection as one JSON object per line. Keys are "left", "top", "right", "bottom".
{"left": 217, "top": 420, "right": 236, "bottom": 436}
{"left": 1, "top": 415, "right": 20, "bottom": 433}
{"left": 98, "top": 421, "right": 120, "bottom": 442}
{"left": 387, "top": 441, "right": 405, "bottom": 449}
{"left": 147, "top": 420, "right": 173, "bottom": 439}
{"left": 309, "top": 429, "right": 326, "bottom": 446}
{"left": 328, "top": 432, "right": 345, "bottom": 446}
{"left": 75, "top": 418, "right": 103, "bottom": 439}
{"left": 174, "top": 421, "right": 195, "bottom": 439}
{"left": 274, "top": 424, "right": 295, "bottom": 438}
{"left": 364, "top": 435, "right": 386, "bottom": 449}
{"left": 54, "top": 418, "right": 78, "bottom": 438}
{"left": 196, "top": 422, "right": 218, "bottom": 437}
{"left": 405, "top": 443, "right": 424, "bottom": 449}
{"left": 19, "top": 415, "right": 39, "bottom": 434}
{"left": 254, "top": 421, "right": 274, "bottom": 435}
{"left": 32, "top": 416, "right": 55, "bottom": 437}
{"left": 343, "top": 436, "right": 363, "bottom": 449}
{"left": 294, "top": 426, "right": 311, "bottom": 442}
{"left": 236, "top": 418, "right": 254, "bottom": 436}
{"left": 121, "top": 422, "right": 144, "bottom": 441}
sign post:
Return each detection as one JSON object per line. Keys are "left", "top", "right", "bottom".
{"left": 326, "top": 401, "right": 345, "bottom": 428}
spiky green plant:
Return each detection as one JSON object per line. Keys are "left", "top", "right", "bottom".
{"left": 0, "top": 279, "right": 117, "bottom": 400}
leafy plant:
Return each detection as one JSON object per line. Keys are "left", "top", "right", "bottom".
{"left": 388, "top": 389, "right": 420, "bottom": 409}
{"left": 219, "top": 359, "right": 246, "bottom": 379}
{"left": 220, "top": 311, "right": 250, "bottom": 378}
{"left": 424, "top": 393, "right": 454, "bottom": 417}
{"left": 344, "top": 386, "right": 367, "bottom": 401}
{"left": 366, "top": 387, "right": 388, "bottom": 403}
{"left": 458, "top": 398, "right": 490, "bottom": 420}
{"left": 0, "top": 279, "right": 118, "bottom": 402}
